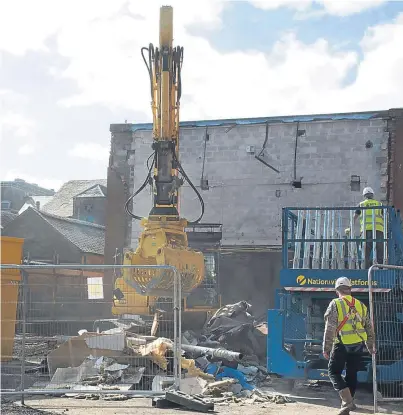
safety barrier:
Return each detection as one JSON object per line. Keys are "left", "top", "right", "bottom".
{"left": 283, "top": 207, "right": 396, "bottom": 270}
{"left": 0, "top": 264, "right": 182, "bottom": 404}
{"left": 368, "top": 264, "right": 403, "bottom": 414}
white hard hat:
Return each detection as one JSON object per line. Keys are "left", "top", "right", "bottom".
{"left": 363, "top": 187, "right": 374, "bottom": 196}
{"left": 335, "top": 277, "right": 352, "bottom": 289}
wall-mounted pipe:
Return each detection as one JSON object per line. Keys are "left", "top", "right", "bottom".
{"left": 255, "top": 122, "right": 280, "bottom": 173}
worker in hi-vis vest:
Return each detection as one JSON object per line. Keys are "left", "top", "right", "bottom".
{"left": 323, "top": 277, "right": 375, "bottom": 415}
{"left": 354, "top": 186, "right": 384, "bottom": 269}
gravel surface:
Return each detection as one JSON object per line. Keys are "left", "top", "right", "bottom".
{"left": 6, "top": 382, "right": 403, "bottom": 415}
{"left": 1, "top": 401, "right": 56, "bottom": 415}
{"left": 14, "top": 395, "right": 403, "bottom": 415}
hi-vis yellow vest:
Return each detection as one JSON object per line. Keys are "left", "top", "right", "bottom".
{"left": 359, "top": 199, "right": 384, "bottom": 232}
{"left": 335, "top": 295, "right": 368, "bottom": 345}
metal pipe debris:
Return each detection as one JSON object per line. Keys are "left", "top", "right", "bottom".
{"left": 181, "top": 344, "right": 243, "bottom": 361}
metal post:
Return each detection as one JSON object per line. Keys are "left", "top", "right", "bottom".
{"left": 361, "top": 209, "right": 368, "bottom": 269}
{"left": 372, "top": 208, "right": 377, "bottom": 266}
{"left": 173, "top": 268, "right": 178, "bottom": 390}
{"left": 293, "top": 210, "right": 303, "bottom": 269}
{"left": 282, "top": 208, "right": 289, "bottom": 269}
{"left": 303, "top": 210, "right": 311, "bottom": 269}
{"left": 337, "top": 211, "right": 344, "bottom": 269}
{"left": 173, "top": 268, "right": 182, "bottom": 391}
{"left": 178, "top": 268, "right": 182, "bottom": 390}
{"left": 322, "top": 210, "right": 329, "bottom": 269}
{"left": 383, "top": 209, "right": 388, "bottom": 264}
{"left": 20, "top": 270, "right": 28, "bottom": 405}
{"left": 368, "top": 265, "right": 378, "bottom": 414}
{"left": 331, "top": 210, "right": 336, "bottom": 269}
{"left": 312, "top": 209, "right": 321, "bottom": 269}
{"left": 349, "top": 210, "right": 355, "bottom": 269}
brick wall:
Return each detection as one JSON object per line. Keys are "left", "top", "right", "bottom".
{"left": 126, "top": 116, "right": 390, "bottom": 246}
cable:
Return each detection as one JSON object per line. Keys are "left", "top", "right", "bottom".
{"left": 146, "top": 151, "right": 155, "bottom": 171}
{"left": 173, "top": 153, "right": 205, "bottom": 225}
{"left": 293, "top": 121, "right": 299, "bottom": 181}
{"left": 125, "top": 150, "right": 204, "bottom": 223}
{"left": 141, "top": 46, "right": 154, "bottom": 100}
{"left": 124, "top": 152, "right": 156, "bottom": 220}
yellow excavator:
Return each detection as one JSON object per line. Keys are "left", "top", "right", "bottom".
{"left": 111, "top": 6, "right": 218, "bottom": 330}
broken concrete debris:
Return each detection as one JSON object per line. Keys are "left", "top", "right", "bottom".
{"left": 18, "top": 301, "right": 290, "bottom": 408}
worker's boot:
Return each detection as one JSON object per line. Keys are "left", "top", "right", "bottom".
{"left": 337, "top": 388, "right": 356, "bottom": 414}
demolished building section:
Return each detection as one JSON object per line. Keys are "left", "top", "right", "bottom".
{"left": 7, "top": 301, "right": 283, "bottom": 409}
{"left": 106, "top": 109, "right": 403, "bottom": 320}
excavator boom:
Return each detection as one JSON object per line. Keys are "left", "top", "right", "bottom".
{"left": 112, "top": 6, "right": 205, "bottom": 316}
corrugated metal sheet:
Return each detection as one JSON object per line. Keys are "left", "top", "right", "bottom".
{"left": 130, "top": 110, "right": 386, "bottom": 132}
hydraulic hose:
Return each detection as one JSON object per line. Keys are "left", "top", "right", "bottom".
{"left": 173, "top": 153, "right": 204, "bottom": 225}
{"left": 125, "top": 42, "right": 204, "bottom": 224}
{"left": 125, "top": 152, "right": 156, "bottom": 220}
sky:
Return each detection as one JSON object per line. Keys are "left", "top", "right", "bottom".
{"left": 1, "top": 0, "right": 402, "bottom": 191}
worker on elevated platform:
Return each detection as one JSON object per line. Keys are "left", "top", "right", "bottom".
{"left": 323, "top": 277, "right": 375, "bottom": 415}
{"left": 354, "top": 187, "right": 384, "bottom": 269}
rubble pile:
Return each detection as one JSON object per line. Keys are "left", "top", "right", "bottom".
{"left": 201, "top": 300, "right": 267, "bottom": 363}
{"left": 13, "top": 334, "right": 60, "bottom": 362}
{"left": 19, "top": 301, "right": 290, "bottom": 409}
{"left": 179, "top": 377, "right": 293, "bottom": 409}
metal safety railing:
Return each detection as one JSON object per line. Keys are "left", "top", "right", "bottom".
{"left": 0, "top": 264, "right": 182, "bottom": 404}
{"left": 368, "top": 264, "right": 403, "bottom": 414}
{"left": 283, "top": 206, "right": 397, "bottom": 270}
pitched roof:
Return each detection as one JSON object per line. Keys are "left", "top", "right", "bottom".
{"left": 1, "top": 211, "right": 18, "bottom": 229}
{"left": 42, "top": 180, "right": 107, "bottom": 217}
{"left": 32, "top": 195, "right": 54, "bottom": 207}
{"left": 18, "top": 195, "right": 54, "bottom": 215}
{"left": 75, "top": 184, "right": 107, "bottom": 198}
{"left": 28, "top": 207, "right": 105, "bottom": 255}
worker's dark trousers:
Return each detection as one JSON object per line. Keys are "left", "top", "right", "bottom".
{"left": 328, "top": 342, "right": 365, "bottom": 397}
{"left": 364, "top": 230, "right": 384, "bottom": 269}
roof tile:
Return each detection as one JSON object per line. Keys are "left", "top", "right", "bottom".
{"left": 31, "top": 208, "right": 105, "bottom": 255}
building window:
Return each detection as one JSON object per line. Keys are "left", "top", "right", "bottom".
{"left": 87, "top": 277, "right": 104, "bottom": 300}
{"left": 83, "top": 215, "right": 95, "bottom": 223}
{"left": 1, "top": 201, "right": 11, "bottom": 210}
{"left": 204, "top": 253, "right": 217, "bottom": 284}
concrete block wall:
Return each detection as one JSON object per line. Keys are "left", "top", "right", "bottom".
{"left": 128, "top": 117, "right": 389, "bottom": 246}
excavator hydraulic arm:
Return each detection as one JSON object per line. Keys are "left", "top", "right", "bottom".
{"left": 112, "top": 6, "right": 205, "bottom": 315}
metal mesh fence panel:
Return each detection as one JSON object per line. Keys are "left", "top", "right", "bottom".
{"left": 0, "top": 264, "right": 182, "bottom": 403}
{"left": 368, "top": 264, "right": 403, "bottom": 413}
{"left": 286, "top": 207, "right": 390, "bottom": 271}
{"left": 283, "top": 293, "right": 307, "bottom": 341}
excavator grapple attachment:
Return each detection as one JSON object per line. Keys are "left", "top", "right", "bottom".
{"left": 121, "top": 246, "right": 205, "bottom": 297}
{"left": 118, "top": 218, "right": 205, "bottom": 298}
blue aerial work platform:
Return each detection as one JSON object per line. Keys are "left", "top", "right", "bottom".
{"left": 267, "top": 206, "right": 403, "bottom": 393}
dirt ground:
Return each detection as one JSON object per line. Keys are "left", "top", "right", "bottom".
{"left": 2, "top": 381, "right": 403, "bottom": 415}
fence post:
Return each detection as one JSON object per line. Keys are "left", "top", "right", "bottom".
{"left": 20, "top": 270, "right": 28, "bottom": 406}
{"left": 173, "top": 267, "right": 182, "bottom": 391}
{"left": 368, "top": 265, "right": 377, "bottom": 414}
